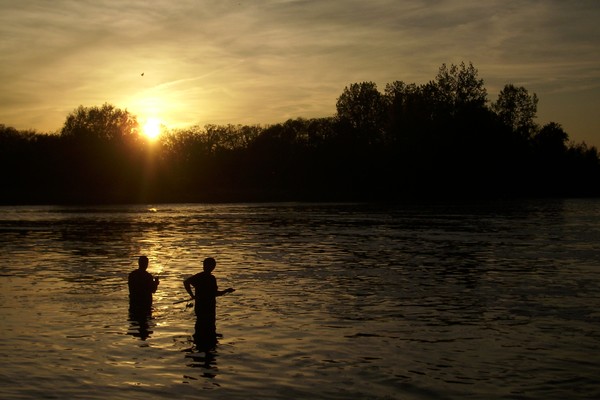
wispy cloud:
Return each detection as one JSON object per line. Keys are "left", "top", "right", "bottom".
{"left": 1, "top": 0, "right": 598, "bottom": 143}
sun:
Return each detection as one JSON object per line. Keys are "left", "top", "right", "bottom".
{"left": 142, "top": 117, "right": 162, "bottom": 140}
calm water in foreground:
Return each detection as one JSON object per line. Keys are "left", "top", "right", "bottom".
{"left": 0, "top": 200, "right": 599, "bottom": 399}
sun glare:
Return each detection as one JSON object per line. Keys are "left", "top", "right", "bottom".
{"left": 142, "top": 117, "right": 162, "bottom": 140}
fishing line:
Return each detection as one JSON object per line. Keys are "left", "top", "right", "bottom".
{"left": 156, "top": 247, "right": 185, "bottom": 279}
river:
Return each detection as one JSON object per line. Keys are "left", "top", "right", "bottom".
{"left": 0, "top": 200, "right": 599, "bottom": 399}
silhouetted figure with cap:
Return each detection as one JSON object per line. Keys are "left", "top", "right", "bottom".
{"left": 184, "top": 257, "right": 235, "bottom": 352}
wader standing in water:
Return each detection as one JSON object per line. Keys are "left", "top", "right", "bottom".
{"left": 128, "top": 255, "right": 160, "bottom": 313}
{"left": 184, "top": 257, "right": 235, "bottom": 352}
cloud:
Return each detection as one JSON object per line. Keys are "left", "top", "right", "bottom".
{"left": 0, "top": 0, "right": 599, "bottom": 145}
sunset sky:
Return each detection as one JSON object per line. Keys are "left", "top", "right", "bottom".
{"left": 1, "top": 0, "right": 599, "bottom": 146}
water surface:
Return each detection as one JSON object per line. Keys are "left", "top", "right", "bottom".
{"left": 1, "top": 200, "right": 599, "bottom": 399}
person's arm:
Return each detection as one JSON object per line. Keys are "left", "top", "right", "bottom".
{"left": 216, "top": 288, "right": 235, "bottom": 296}
{"left": 183, "top": 277, "right": 195, "bottom": 299}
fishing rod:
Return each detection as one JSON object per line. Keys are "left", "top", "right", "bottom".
{"left": 173, "top": 287, "right": 236, "bottom": 304}
{"left": 173, "top": 298, "right": 194, "bottom": 305}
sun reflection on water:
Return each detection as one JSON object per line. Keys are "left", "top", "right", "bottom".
{"left": 1, "top": 201, "right": 600, "bottom": 399}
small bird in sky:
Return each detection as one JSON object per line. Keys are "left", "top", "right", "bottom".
{"left": 141, "top": 72, "right": 144, "bottom": 76}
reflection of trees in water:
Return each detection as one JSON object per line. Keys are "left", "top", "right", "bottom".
{"left": 238, "top": 201, "right": 572, "bottom": 330}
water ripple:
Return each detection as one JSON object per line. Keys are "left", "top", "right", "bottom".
{"left": 1, "top": 200, "right": 600, "bottom": 399}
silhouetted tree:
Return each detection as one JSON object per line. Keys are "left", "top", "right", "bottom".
{"left": 56, "top": 104, "right": 145, "bottom": 202}
{"left": 61, "top": 103, "right": 140, "bottom": 143}
{"left": 2, "top": 62, "right": 599, "bottom": 204}
{"left": 384, "top": 81, "right": 429, "bottom": 140}
{"left": 492, "top": 84, "right": 539, "bottom": 139}
{"left": 534, "top": 122, "right": 568, "bottom": 154}
{"left": 336, "top": 81, "right": 387, "bottom": 145}
{"left": 429, "top": 62, "right": 488, "bottom": 115}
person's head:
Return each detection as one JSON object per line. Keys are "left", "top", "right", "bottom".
{"left": 138, "top": 255, "right": 149, "bottom": 270}
{"left": 203, "top": 257, "right": 216, "bottom": 273}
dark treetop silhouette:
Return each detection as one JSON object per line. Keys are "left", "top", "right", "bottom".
{"left": 1, "top": 62, "right": 599, "bottom": 204}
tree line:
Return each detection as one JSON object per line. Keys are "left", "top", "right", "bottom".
{"left": 1, "top": 62, "right": 599, "bottom": 204}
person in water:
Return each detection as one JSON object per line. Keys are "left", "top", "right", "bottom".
{"left": 128, "top": 255, "right": 160, "bottom": 312}
{"left": 184, "top": 257, "right": 235, "bottom": 351}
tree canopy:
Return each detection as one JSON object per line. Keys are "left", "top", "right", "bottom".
{"left": 1, "top": 63, "right": 598, "bottom": 204}
{"left": 492, "top": 84, "right": 539, "bottom": 138}
{"left": 61, "top": 103, "right": 139, "bottom": 143}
